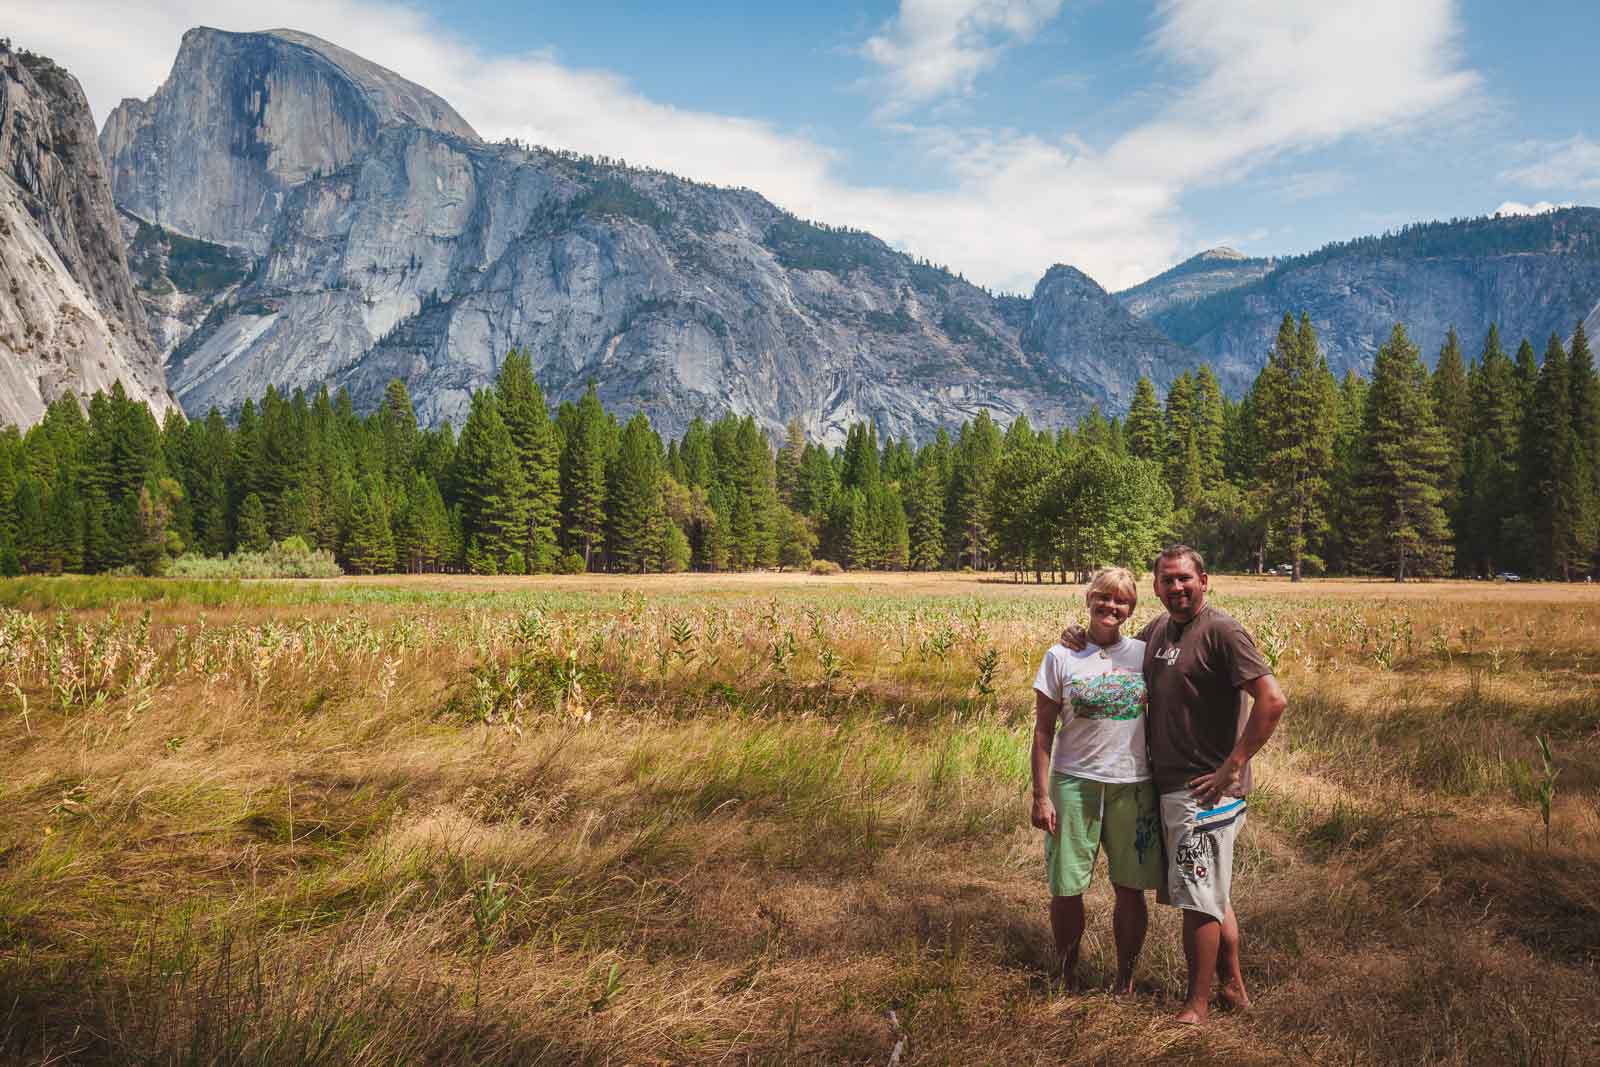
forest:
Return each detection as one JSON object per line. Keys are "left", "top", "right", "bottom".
{"left": 0, "top": 312, "right": 1595, "bottom": 582}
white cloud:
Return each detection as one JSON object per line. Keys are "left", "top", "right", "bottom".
{"left": 7, "top": 0, "right": 1480, "bottom": 293}
{"left": 1499, "top": 135, "right": 1600, "bottom": 191}
{"left": 862, "top": 0, "right": 1064, "bottom": 113}
{"left": 1493, "top": 200, "right": 1575, "bottom": 217}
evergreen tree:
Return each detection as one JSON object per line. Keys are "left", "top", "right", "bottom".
{"left": 1254, "top": 313, "right": 1338, "bottom": 579}
{"left": 455, "top": 390, "right": 530, "bottom": 571}
{"left": 905, "top": 458, "right": 945, "bottom": 571}
{"left": 1459, "top": 325, "right": 1524, "bottom": 575}
{"left": 495, "top": 352, "right": 561, "bottom": 570}
{"left": 1193, "top": 364, "right": 1227, "bottom": 488}
{"left": 607, "top": 414, "right": 665, "bottom": 572}
{"left": 377, "top": 379, "right": 419, "bottom": 488}
{"left": 1163, "top": 371, "right": 1196, "bottom": 501}
{"left": 345, "top": 480, "right": 397, "bottom": 575}
{"left": 236, "top": 492, "right": 271, "bottom": 552}
{"left": 944, "top": 411, "right": 1001, "bottom": 568}
{"left": 395, "top": 470, "right": 452, "bottom": 572}
{"left": 775, "top": 417, "right": 805, "bottom": 507}
{"left": 1125, "top": 377, "right": 1166, "bottom": 462}
{"left": 1568, "top": 321, "right": 1600, "bottom": 573}
{"left": 1430, "top": 327, "right": 1470, "bottom": 530}
{"left": 1355, "top": 324, "right": 1454, "bottom": 580}
{"left": 560, "top": 385, "right": 609, "bottom": 569}
{"left": 1524, "top": 334, "right": 1589, "bottom": 578}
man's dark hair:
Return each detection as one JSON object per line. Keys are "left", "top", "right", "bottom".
{"left": 1152, "top": 544, "right": 1206, "bottom": 575}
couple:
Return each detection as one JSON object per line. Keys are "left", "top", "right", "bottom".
{"left": 1029, "top": 545, "right": 1287, "bottom": 1024}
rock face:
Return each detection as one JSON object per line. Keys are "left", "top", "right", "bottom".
{"left": 1146, "top": 211, "right": 1600, "bottom": 386}
{"left": 1116, "top": 247, "right": 1275, "bottom": 322}
{"left": 1023, "top": 265, "right": 1198, "bottom": 413}
{"left": 103, "top": 27, "right": 1201, "bottom": 443}
{"left": 101, "top": 27, "right": 478, "bottom": 256}
{"left": 0, "top": 43, "right": 174, "bottom": 428}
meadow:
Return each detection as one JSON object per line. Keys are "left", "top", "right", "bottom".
{"left": 0, "top": 571, "right": 1594, "bottom": 1065}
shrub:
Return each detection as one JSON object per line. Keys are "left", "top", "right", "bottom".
{"left": 558, "top": 551, "right": 588, "bottom": 575}
{"left": 504, "top": 550, "right": 527, "bottom": 576}
{"left": 166, "top": 540, "right": 343, "bottom": 579}
{"left": 809, "top": 559, "right": 843, "bottom": 576}
{"left": 0, "top": 545, "right": 19, "bottom": 578}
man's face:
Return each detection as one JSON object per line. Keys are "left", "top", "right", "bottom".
{"left": 1154, "top": 556, "right": 1208, "bottom": 621}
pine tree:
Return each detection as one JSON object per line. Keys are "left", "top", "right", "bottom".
{"left": 1460, "top": 325, "right": 1525, "bottom": 575}
{"left": 1163, "top": 372, "right": 1196, "bottom": 501}
{"left": 1431, "top": 327, "right": 1470, "bottom": 524}
{"left": 495, "top": 352, "right": 561, "bottom": 570}
{"left": 559, "top": 385, "right": 609, "bottom": 570}
{"left": 944, "top": 411, "right": 1001, "bottom": 569}
{"left": 1125, "top": 377, "right": 1166, "bottom": 462}
{"left": 607, "top": 414, "right": 665, "bottom": 572}
{"left": 1355, "top": 324, "right": 1454, "bottom": 580}
{"left": 906, "top": 458, "right": 944, "bottom": 571}
{"left": 345, "top": 480, "right": 397, "bottom": 575}
{"left": 377, "top": 379, "right": 419, "bottom": 488}
{"left": 456, "top": 390, "right": 530, "bottom": 570}
{"left": 775, "top": 417, "right": 805, "bottom": 507}
{"left": 1254, "top": 313, "right": 1338, "bottom": 579}
{"left": 1193, "top": 364, "right": 1227, "bottom": 488}
{"left": 236, "top": 492, "right": 271, "bottom": 552}
{"left": 1568, "top": 321, "right": 1600, "bottom": 573}
{"left": 1524, "top": 334, "right": 1588, "bottom": 578}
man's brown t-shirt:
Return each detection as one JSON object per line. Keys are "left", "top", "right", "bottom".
{"left": 1137, "top": 604, "right": 1272, "bottom": 797}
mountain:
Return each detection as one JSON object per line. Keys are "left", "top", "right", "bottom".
{"left": 1024, "top": 265, "right": 1197, "bottom": 413}
{"left": 98, "top": 27, "right": 1216, "bottom": 443}
{"left": 1140, "top": 211, "right": 1600, "bottom": 386}
{"left": 1115, "top": 247, "right": 1274, "bottom": 321}
{"left": 0, "top": 42, "right": 174, "bottom": 428}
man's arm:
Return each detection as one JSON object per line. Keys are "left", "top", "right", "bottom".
{"left": 1031, "top": 691, "right": 1062, "bottom": 832}
{"left": 1188, "top": 673, "right": 1287, "bottom": 805}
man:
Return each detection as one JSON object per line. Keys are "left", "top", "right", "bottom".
{"left": 1062, "top": 545, "right": 1286, "bottom": 1024}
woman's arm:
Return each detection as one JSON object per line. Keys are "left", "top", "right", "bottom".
{"left": 1031, "top": 691, "right": 1062, "bottom": 832}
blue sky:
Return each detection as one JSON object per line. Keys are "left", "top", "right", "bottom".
{"left": 14, "top": 1, "right": 1600, "bottom": 293}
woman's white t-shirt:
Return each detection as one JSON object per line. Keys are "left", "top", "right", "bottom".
{"left": 1031, "top": 637, "right": 1150, "bottom": 783}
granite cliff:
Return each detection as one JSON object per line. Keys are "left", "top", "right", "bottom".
{"left": 1144, "top": 211, "right": 1600, "bottom": 383}
{"left": 99, "top": 27, "right": 1209, "bottom": 442}
{"left": 1115, "top": 247, "right": 1274, "bottom": 322}
{"left": 0, "top": 42, "right": 173, "bottom": 427}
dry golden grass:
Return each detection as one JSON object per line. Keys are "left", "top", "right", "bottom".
{"left": 0, "top": 574, "right": 1593, "bottom": 1064}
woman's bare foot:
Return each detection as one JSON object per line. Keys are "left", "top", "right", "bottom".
{"left": 1174, "top": 1001, "right": 1209, "bottom": 1025}
{"left": 1219, "top": 978, "right": 1251, "bottom": 1011}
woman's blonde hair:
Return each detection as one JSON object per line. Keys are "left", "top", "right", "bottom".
{"left": 1085, "top": 566, "right": 1138, "bottom": 606}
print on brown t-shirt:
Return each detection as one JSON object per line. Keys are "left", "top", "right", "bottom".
{"left": 1138, "top": 605, "right": 1273, "bottom": 797}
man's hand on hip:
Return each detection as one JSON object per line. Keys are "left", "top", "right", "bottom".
{"left": 1189, "top": 759, "right": 1243, "bottom": 807}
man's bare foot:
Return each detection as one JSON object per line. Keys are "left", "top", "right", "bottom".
{"left": 1174, "top": 1002, "right": 1208, "bottom": 1025}
{"left": 1219, "top": 979, "right": 1251, "bottom": 1011}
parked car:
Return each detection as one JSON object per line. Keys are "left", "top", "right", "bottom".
{"left": 1494, "top": 571, "right": 1521, "bottom": 582}
{"left": 1270, "top": 563, "right": 1294, "bottom": 576}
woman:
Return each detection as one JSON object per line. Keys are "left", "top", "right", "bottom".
{"left": 1029, "top": 566, "right": 1162, "bottom": 992}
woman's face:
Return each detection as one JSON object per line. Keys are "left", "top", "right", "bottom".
{"left": 1086, "top": 588, "right": 1134, "bottom": 632}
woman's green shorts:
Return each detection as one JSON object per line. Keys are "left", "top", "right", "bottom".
{"left": 1043, "top": 773, "right": 1163, "bottom": 897}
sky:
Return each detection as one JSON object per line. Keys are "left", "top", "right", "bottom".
{"left": 8, "top": 1, "right": 1599, "bottom": 294}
